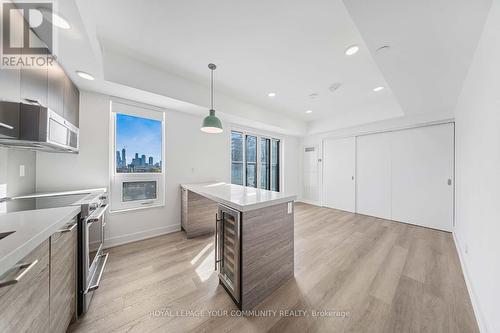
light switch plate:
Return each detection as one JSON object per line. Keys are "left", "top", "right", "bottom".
{"left": 287, "top": 202, "right": 293, "bottom": 214}
{"left": 19, "top": 165, "right": 25, "bottom": 177}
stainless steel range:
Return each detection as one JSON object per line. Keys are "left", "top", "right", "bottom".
{"left": 73, "top": 191, "right": 109, "bottom": 316}
{"left": 0, "top": 188, "right": 109, "bottom": 316}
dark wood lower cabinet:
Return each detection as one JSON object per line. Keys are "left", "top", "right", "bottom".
{"left": 0, "top": 217, "right": 77, "bottom": 333}
{"left": 0, "top": 240, "right": 50, "bottom": 333}
{"left": 50, "top": 218, "right": 77, "bottom": 333}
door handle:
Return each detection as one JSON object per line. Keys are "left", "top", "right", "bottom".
{"left": 447, "top": 179, "right": 452, "bottom": 186}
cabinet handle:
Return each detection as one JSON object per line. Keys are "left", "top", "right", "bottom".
{"left": 57, "top": 222, "right": 77, "bottom": 233}
{"left": 0, "top": 122, "right": 14, "bottom": 130}
{"left": 23, "top": 98, "right": 41, "bottom": 106}
{"left": 0, "top": 260, "right": 38, "bottom": 288}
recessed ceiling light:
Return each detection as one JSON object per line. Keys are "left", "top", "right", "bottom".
{"left": 305, "top": 110, "right": 313, "bottom": 114}
{"left": 328, "top": 83, "right": 342, "bottom": 92}
{"left": 345, "top": 45, "right": 359, "bottom": 56}
{"left": 373, "top": 86, "right": 384, "bottom": 92}
{"left": 38, "top": 8, "right": 71, "bottom": 30}
{"left": 76, "top": 71, "right": 95, "bottom": 81}
{"left": 268, "top": 92, "right": 276, "bottom": 97}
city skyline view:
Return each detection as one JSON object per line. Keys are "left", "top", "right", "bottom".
{"left": 115, "top": 113, "right": 162, "bottom": 173}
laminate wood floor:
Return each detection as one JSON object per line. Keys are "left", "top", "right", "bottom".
{"left": 69, "top": 203, "right": 478, "bottom": 333}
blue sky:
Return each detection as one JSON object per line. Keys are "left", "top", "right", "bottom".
{"left": 116, "top": 114, "right": 162, "bottom": 164}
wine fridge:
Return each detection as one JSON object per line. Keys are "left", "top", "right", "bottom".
{"left": 215, "top": 204, "right": 241, "bottom": 304}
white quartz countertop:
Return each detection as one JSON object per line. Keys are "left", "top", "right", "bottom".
{"left": 0, "top": 206, "right": 81, "bottom": 277}
{"left": 181, "top": 182, "right": 296, "bottom": 212}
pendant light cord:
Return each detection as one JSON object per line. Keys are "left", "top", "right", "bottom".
{"left": 210, "top": 67, "right": 214, "bottom": 110}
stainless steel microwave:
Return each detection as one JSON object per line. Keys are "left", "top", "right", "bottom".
{"left": 0, "top": 101, "right": 79, "bottom": 153}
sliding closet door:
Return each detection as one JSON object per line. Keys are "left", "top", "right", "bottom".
{"left": 391, "top": 123, "right": 454, "bottom": 231}
{"left": 356, "top": 132, "right": 392, "bottom": 219}
{"left": 323, "top": 137, "right": 356, "bottom": 212}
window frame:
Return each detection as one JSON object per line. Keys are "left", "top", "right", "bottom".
{"left": 109, "top": 99, "right": 166, "bottom": 212}
{"left": 230, "top": 127, "right": 283, "bottom": 192}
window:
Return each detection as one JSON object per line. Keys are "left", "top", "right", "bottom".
{"left": 260, "top": 138, "right": 270, "bottom": 189}
{"left": 231, "top": 132, "right": 244, "bottom": 185}
{"left": 110, "top": 100, "right": 165, "bottom": 211}
{"left": 271, "top": 139, "right": 280, "bottom": 192}
{"left": 230, "top": 130, "right": 281, "bottom": 192}
{"left": 246, "top": 135, "right": 257, "bottom": 187}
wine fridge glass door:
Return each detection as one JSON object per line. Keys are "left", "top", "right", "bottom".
{"left": 218, "top": 205, "right": 240, "bottom": 302}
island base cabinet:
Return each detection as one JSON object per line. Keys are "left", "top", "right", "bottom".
{"left": 182, "top": 189, "right": 218, "bottom": 238}
{"left": 50, "top": 218, "right": 77, "bottom": 333}
{"left": 0, "top": 240, "right": 50, "bottom": 333}
{"left": 240, "top": 202, "right": 294, "bottom": 310}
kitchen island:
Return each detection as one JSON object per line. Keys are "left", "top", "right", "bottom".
{"left": 181, "top": 182, "right": 296, "bottom": 310}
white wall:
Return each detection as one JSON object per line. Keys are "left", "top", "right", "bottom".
{"left": 0, "top": 148, "right": 37, "bottom": 212}
{"left": 454, "top": 1, "right": 499, "bottom": 332}
{"left": 36, "top": 91, "right": 300, "bottom": 247}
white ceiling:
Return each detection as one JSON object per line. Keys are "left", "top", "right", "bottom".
{"left": 343, "top": 0, "right": 492, "bottom": 117}
{"left": 24, "top": 0, "right": 492, "bottom": 135}
{"left": 89, "top": 0, "right": 403, "bottom": 123}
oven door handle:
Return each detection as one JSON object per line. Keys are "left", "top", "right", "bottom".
{"left": 86, "top": 204, "right": 109, "bottom": 224}
{"left": 85, "top": 252, "right": 109, "bottom": 294}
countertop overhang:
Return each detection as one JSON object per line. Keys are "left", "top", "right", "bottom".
{"left": 0, "top": 206, "right": 81, "bottom": 277}
{"left": 181, "top": 182, "right": 296, "bottom": 212}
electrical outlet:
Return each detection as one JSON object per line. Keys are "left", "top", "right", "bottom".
{"left": 19, "top": 165, "right": 25, "bottom": 177}
{"left": 287, "top": 202, "right": 293, "bottom": 214}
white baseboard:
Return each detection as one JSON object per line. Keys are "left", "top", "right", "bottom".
{"left": 452, "top": 232, "right": 489, "bottom": 333}
{"left": 297, "top": 199, "right": 321, "bottom": 207}
{"left": 104, "top": 224, "right": 181, "bottom": 249}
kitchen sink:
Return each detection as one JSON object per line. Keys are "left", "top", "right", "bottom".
{"left": 0, "top": 231, "right": 15, "bottom": 240}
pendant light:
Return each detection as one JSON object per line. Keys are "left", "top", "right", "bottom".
{"left": 201, "top": 63, "right": 223, "bottom": 133}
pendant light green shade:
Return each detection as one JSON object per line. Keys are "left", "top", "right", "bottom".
{"left": 201, "top": 63, "right": 223, "bottom": 134}
{"left": 201, "top": 109, "right": 223, "bottom": 133}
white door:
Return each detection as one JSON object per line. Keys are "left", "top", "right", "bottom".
{"left": 391, "top": 123, "right": 454, "bottom": 231}
{"left": 323, "top": 137, "right": 356, "bottom": 212}
{"left": 302, "top": 146, "right": 320, "bottom": 204}
{"left": 356, "top": 132, "right": 392, "bottom": 220}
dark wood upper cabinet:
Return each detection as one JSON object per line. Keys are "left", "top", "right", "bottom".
{"left": 20, "top": 33, "right": 48, "bottom": 107}
{"left": 20, "top": 64, "right": 48, "bottom": 108}
{"left": 0, "top": 67, "right": 21, "bottom": 103}
{"left": 2, "top": 29, "right": 79, "bottom": 128}
{"left": 0, "top": 101, "right": 20, "bottom": 138}
{"left": 63, "top": 75, "right": 79, "bottom": 127}
{"left": 47, "top": 62, "right": 65, "bottom": 118}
